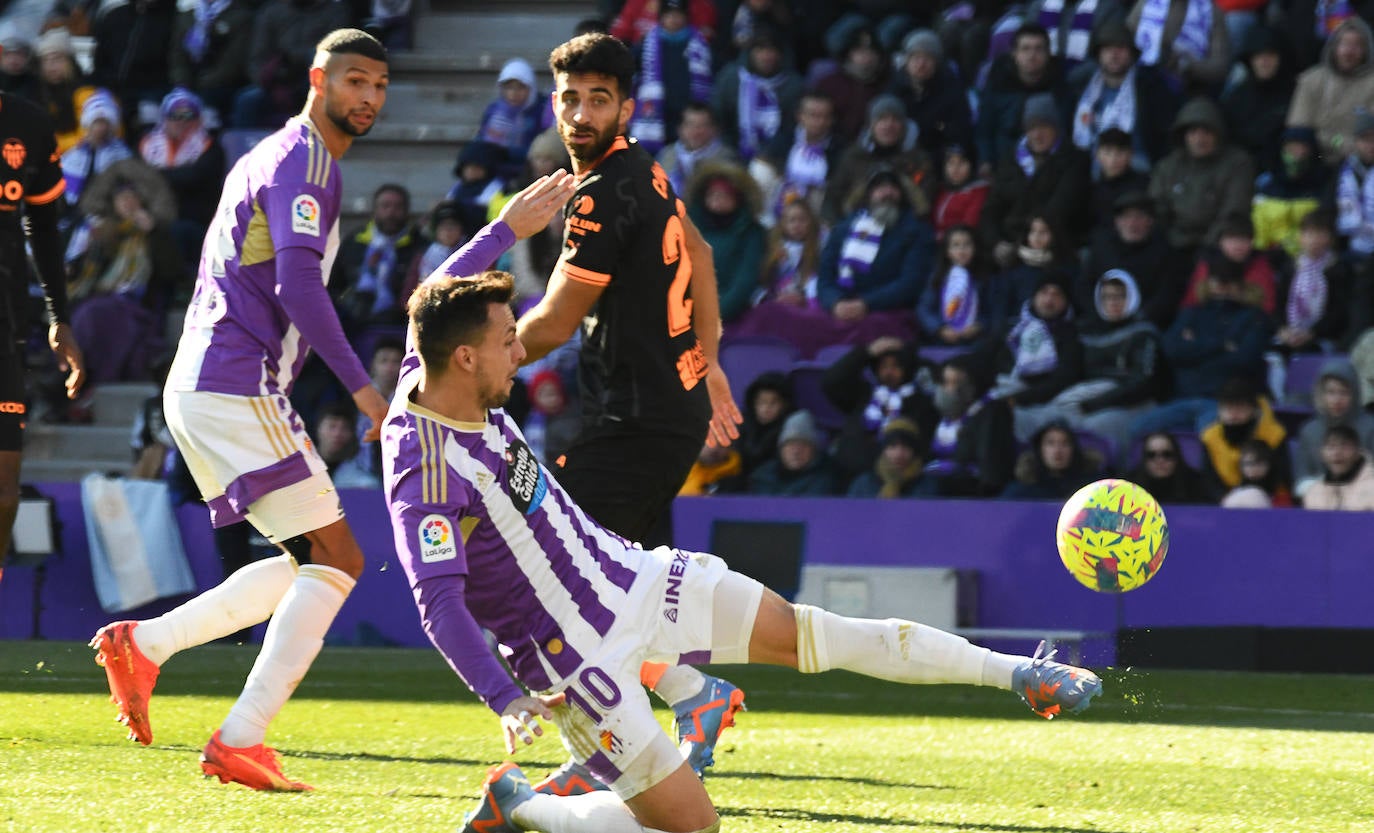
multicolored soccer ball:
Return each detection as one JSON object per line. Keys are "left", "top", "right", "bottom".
{"left": 1056, "top": 478, "right": 1169, "bottom": 593}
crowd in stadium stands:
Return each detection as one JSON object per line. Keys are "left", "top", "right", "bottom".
{"left": 8, "top": 0, "right": 1374, "bottom": 511}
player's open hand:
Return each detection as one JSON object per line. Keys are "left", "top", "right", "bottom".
{"left": 704, "top": 365, "right": 742, "bottom": 448}
{"left": 48, "top": 323, "right": 85, "bottom": 399}
{"left": 499, "top": 170, "right": 577, "bottom": 239}
{"left": 352, "top": 384, "right": 390, "bottom": 443}
{"left": 499, "top": 692, "right": 566, "bottom": 754}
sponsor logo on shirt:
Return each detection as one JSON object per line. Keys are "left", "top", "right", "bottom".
{"left": 504, "top": 439, "right": 547, "bottom": 515}
{"left": 662, "top": 549, "right": 690, "bottom": 622}
{"left": 291, "top": 194, "right": 321, "bottom": 236}
{"left": 418, "top": 514, "right": 457, "bottom": 563}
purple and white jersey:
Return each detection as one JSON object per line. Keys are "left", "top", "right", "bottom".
{"left": 383, "top": 362, "right": 658, "bottom": 693}
{"left": 168, "top": 117, "right": 343, "bottom": 397}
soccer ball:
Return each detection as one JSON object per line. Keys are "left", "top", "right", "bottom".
{"left": 1056, "top": 478, "right": 1169, "bottom": 593}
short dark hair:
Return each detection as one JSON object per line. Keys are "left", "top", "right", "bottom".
{"left": 318, "top": 399, "right": 359, "bottom": 425}
{"left": 1217, "top": 377, "right": 1259, "bottom": 406}
{"left": 681, "top": 101, "right": 715, "bottom": 123}
{"left": 549, "top": 32, "right": 635, "bottom": 100}
{"left": 1097, "top": 127, "right": 1132, "bottom": 150}
{"left": 370, "top": 335, "right": 405, "bottom": 360}
{"left": 1301, "top": 208, "right": 1336, "bottom": 233}
{"left": 408, "top": 272, "right": 515, "bottom": 371}
{"left": 316, "top": 28, "right": 388, "bottom": 63}
{"left": 374, "top": 183, "right": 409, "bottom": 208}
{"left": 1325, "top": 423, "right": 1360, "bottom": 445}
{"left": 1013, "top": 22, "right": 1051, "bottom": 49}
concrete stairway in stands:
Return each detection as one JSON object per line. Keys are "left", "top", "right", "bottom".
{"left": 24, "top": 383, "right": 156, "bottom": 482}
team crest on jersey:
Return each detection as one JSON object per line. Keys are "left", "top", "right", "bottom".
{"left": 504, "top": 439, "right": 547, "bottom": 515}
{"left": 573, "top": 194, "right": 594, "bottom": 215}
{"left": 2, "top": 140, "right": 25, "bottom": 169}
{"left": 418, "top": 514, "right": 458, "bottom": 563}
{"left": 598, "top": 730, "right": 623, "bottom": 755}
{"left": 291, "top": 194, "right": 321, "bottom": 236}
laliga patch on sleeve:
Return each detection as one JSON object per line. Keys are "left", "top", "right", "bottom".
{"left": 291, "top": 194, "right": 322, "bottom": 237}
{"left": 418, "top": 514, "right": 458, "bottom": 563}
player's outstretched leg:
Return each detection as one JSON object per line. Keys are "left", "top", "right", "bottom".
{"left": 89, "top": 554, "right": 299, "bottom": 745}
{"left": 641, "top": 663, "right": 745, "bottom": 777}
{"left": 532, "top": 760, "right": 611, "bottom": 797}
{"left": 788, "top": 601, "right": 1102, "bottom": 719}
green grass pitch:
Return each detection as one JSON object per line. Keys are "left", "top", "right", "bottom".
{"left": 2, "top": 640, "right": 1371, "bottom": 833}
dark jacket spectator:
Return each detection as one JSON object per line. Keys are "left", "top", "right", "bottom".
{"left": 1001, "top": 419, "right": 1103, "bottom": 500}
{"left": 92, "top": 0, "right": 177, "bottom": 115}
{"left": 138, "top": 88, "right": 225, "bottom": 228}
{"left": 748, "top": 410, "right": 840, "bottom": 496}
{"left": 821, "top": 338, "right": 938, "bottom": 487}
{"left": 1026, "top": 0, "right": 1130, "bottom": 71}
{"left": 710, "top": 27, "right": 805, "bottom": 162}
{"left": 812, "top": 24, "right": 890, "bottom": 145}
{"left": 1081, "top": 191, "right": 1190, "bottom": 328}
{"left": 888, "top": 28, "right": 974, "bottom": 162}
{"left": 1163, "top": 274, "right": 1274, "bottom": 399}
{"left": 917, "top": 225, "right": 998, "bottom": 347}
{"left": 1125, "top": 0, "right": 1231, "bottom": 92}
{"left": 1064, "top": 20, "right": 1177, "bottom": 165}
{"left": 980, "top": 92, "right": 1092, "bottom": 255}
{"left": 239, "top": 0, "right": 352, "bottom": 125}
{"left": 0, "top": 34, "right": 40, "bottom": 101}
{"left": 1220, "top": 25, "right": 1295, "bottom": 171}
{"left": 1271, "top": 211, "right": 1357, "bottom": 352}
{"left": 1074, "top": 270, "right": 1163, "bottom": 414}
{"left": 332, "top": 185, "right": 428, "bottom": 330}
{"left": 823, "top": 93, "right": 934, "bottom": 224}
{"left": 975, "top": 23, "right": 1070, "bottom": 174}
{"left": 1149, "top": 96, "right": 1256, "bottom": 251}
{"left": 1252, "top": 127, "right": 1328, "bottom": 256}
{"left": 756, "top": 90, "right": 845, "bottom": 219}
{"left": 629, "top": 10, "right": 713, "bottom": 154}
{"left": 984, "top": 270, "right": 1084, "bottom": 408}
{"left": 737, "top": 371, "right": 795, "bottom": 477}
{"left": 33, "top": 28, "right": 97, "bottom": 155}
{"left": 1126, "top": 431, "right": 1212, "bottom": 504}
{"left": 1088, "top": 129, "right": 1152, "bottom": 230}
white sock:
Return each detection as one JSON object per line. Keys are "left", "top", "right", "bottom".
{"left": 133, "top": 554, "right": 298, "bottom": 666}
{"left": 794, "top": 605, "right": 1019, "bottom": 689}
{"left": 511, "top": 791, "right": 646, "bottom": 833}
{"left": 650, "top": 665, "right": 706, "bottom": 707}
{"left": 218, "top": 564, "right": 354, "bottom": 748}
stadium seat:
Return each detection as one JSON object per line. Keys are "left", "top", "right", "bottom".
{"left": 221, "top": 128, "right": 273, "bottom": 167}
{"left": 719, "top": 336, "right": 799, "bottom": 406}
{"left": 787, "top": 363, "right": 847, "bottom": 432}
{"left": 1168, "top": 431, "right": 1205, "bottom": 470}
{"left": 1283, "top": 353, "right": 1344, "bottom": 406}
{"left": 812, "top": 343, "right": 856, "bottom": 367}
{"left": 918, "top": 345, "right": 974, "bottom": 367}
{"left": 1073, "top": 430, "right": 1115, "bottom": 474}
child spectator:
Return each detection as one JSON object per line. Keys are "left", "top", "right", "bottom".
{"left": 630, "top": 0, "right": 713, "bottom": 155}
{"left": 997, "top": 215, "right": 1079, "bottom": 317}
{"left": 756, "top": 198, "right": 822, "bottom": 308}
{"left": 922, "top": 356, "right": 1017, "bottom": 497}
{"left": 313, "top": 401, "right": 380, "bottom": 489}
{"left": 1252, "top": 127, "right": 1326, "bottom": 256}
{"left": 1220, "top": 438, "right": 1293, "bottom": 507}
{"left": 473, "top": 59, "right": 551, "bottom": 179}
{"left": 409, "top": 201, "right": 468, "bottom": 291}
{"left": 520, "top": 368, "right": 580, "bottom": 465}
{"left": 932, "top": 144, "right": 989, "bottom": 237}
{"left": 1302, "top": 424, "right": 1374, "bottom": 510}
{"left": 1272, "top": 210, "right": 1354, "bottom": 357}
{"left": 62, "top": 90, "right": 132, "bottom": 207}
{"left": 846, "top": 417, "right": 933, "bottom": 498}
{"left": 1334, "top": 110, "right": 1374, "bottom": 256}
{"left": 1126, "top": 430, "right": 1212, "bottom": 504}
{"left": 917, "top": 225, "right": 995, "bottom": 347}
{"left": 736, "top": 371, "right": 794, "bottom": 476}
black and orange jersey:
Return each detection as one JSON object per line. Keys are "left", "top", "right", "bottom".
{"left": 558, "top": 135, "right": 711, "bottom": 439}
{"left": 0, "top": 92, "right": 69, "bottom": 332}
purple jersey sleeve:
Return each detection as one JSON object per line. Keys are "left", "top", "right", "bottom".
{"left": 391, "top": 462, "right": 471, "bottom": 583}
{"left": 437, "top": 219, "right": 516, "bottom": 281}
{"left": 414, "top": 575, "right": 525, "bottom": 714}
{"left": 276, "top": 246, "right": 371, "bottom": 393}
{"left": 260, "top": 150, "right": 339, "bottom": 257}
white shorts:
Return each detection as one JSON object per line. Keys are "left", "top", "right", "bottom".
{"left": 546, "top": 547, "right": 765, "bottom": 800}
{"left": 164, "top": 390, "right": 343, "bottom": 542}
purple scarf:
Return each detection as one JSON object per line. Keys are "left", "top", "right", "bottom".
{"left": 1037, "top": 0, "right": 1098, "bottom": 65}
{"left": 738, "top": 68, "right": 785, "bottom": 161}
{"left": 184, "top": 0, "right": 233, "bottom": 64}
{"left": 1287, "top": 253, "right": 1332, "bottom": 332}
{"left": 836, "top": 211, "right": 886, "bottom": 291}
{"left": 1014, "top": 135, "right": 1060, "bottom": 177}
{"left": 632, "top": 26, "right": 713, "bottom": 154}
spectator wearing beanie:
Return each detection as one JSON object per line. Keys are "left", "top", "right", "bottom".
{"left": 710, "top": 26, "right": 805, "bottom": 162}
{"left": 813, "top": 24, "right": 890, "bottom": 145}
{"left": 823, "top": 92, "right": 933, "bottom": 224}
{"left": 976, "top": 23, "right": 1070, "bottom": 175}
{"left": 981, "top": 92, "right": 1092, "bottom": 265}
{"left": 846, "top": 417, "right": 935, "bottom": 498}
{"left": 34, "top": 28, "right": 98, "bottom": 155}
{"left": 61, "top": 90, "right": 133, "bottom": 207}
{"left": 888, "top": 28, "right": 974, "bottom": 164}
{"left": 747, "top": 410, "right": 840, "bottom": 496}
{"left": 139, "top": 88, "right": 225, "bottom": 231}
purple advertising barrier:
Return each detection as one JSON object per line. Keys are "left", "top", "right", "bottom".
{"left": 0, "top": 483, "right": 428, "bottom": 648}
{"left": 4, "top": 487, "right": 1373, "bottom": 664}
